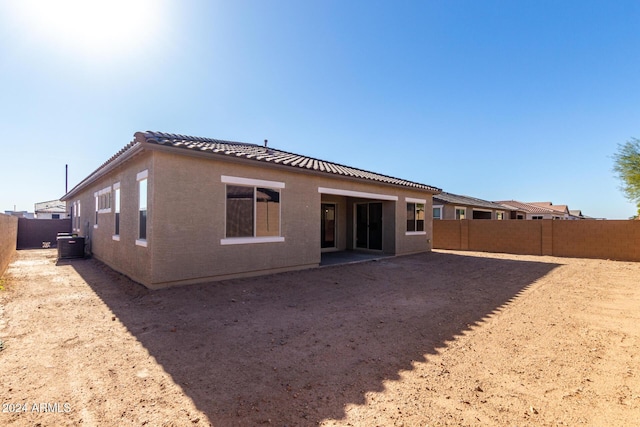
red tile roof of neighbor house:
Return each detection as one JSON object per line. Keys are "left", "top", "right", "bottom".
{"left": 529, "top": 202, "right": 570, "bottom": 214}
{"left": 63, "top": 131, "right": 441, "bottom": 199}
{"left": 495, "top": 200, "right": 559, "bottom": 214}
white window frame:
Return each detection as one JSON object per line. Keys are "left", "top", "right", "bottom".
{"left": 221, "top": 175, "right": 285, "bottom": 245}
{"left": 136, "top": 170, "right": 148, "bottom": 247}
{"left": 97, "top": 186, "right": 112, "bottom": 213}
{"left": 113, "top": 182, "right": 121, "bottom": 241}
{"left": 405, "top": 197, "right": 426, "bottom": 236}
{"left": 433, "top": 204, "right": 443, "bottom": 220}
{"left": 94, "top": 193, "right": 99, "bottom": 228}
{"left": 455, "top": 206, "right": 467, "bottom": 220}
{"left": 320, "top": 201, "right": 338, "bottom": 251}
{"left": 72, "top": 200, "right": 80, "bottom": 232}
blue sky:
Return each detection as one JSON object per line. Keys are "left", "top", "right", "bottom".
{"left": 1, "top": 0, "right": 638, "bottom": 218}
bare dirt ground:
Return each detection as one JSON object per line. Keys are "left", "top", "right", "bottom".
{"left": 0, "top": 249, "right": 638, "bottom": 426}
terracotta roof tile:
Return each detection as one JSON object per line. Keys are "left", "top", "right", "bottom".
{"left": 63, "top": 131, "right": 441, "bottom": 199}
{"left": 529, "top": 202, "right": 570, "bottom": 214}
{"left": 495, "top": 200, "right": 558, "bottom": 214}
{"left": 136, "top": 131, "right": 440, "bottom": 192}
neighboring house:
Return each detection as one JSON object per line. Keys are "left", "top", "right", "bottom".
{"left": 4, "top": 210, "right": 35, "bottom": 219}
{"left": 35, "top": 199, "right": 69, "bottom": 219}
{"left": 61, "top": 131, "right": 441, "bottom": 289}
{"left": 496, "top": 200, "right": 574, "bottom": 220}
{"left": 528, "top": 202, "right": 572, "bottom": 220}
{"left": 433, "top": 192, "right": 516, "bottom": 220}
{"left": 569, "top": 209, "right": 585, "bottom": 220}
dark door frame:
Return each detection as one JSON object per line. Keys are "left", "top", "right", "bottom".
{"left": 321, "top": 203, "right": 337, "bottom": 249}
{"left": 355, "top": 202, "right": 383, "bottom": 251}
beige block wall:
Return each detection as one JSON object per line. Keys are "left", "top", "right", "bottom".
{"left": 434, "top": 219, "right": 640, "bottom": 261}
{"left": 0, "top": 214, "right": 18, "bottom": 278}
{"left": 467, "top": 220, "right": 543, "bottom": 254}
{"left": 432, "top": 220, "right": 462, "bottom": 249}
{"left": 552, "top": 220, "right": 640, "bottom": 260}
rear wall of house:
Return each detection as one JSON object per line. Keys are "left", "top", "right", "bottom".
{"left": 149, "top": 152, "right": 320, "bottom": 286}
{"left": 67, "top": 149, "right": 435, "bottom": 288}
{"left": 150, "top": 151, "right": 434, "bottom": 287}
{"left": 67, "top": 153, "right": 154, "bottom": 285}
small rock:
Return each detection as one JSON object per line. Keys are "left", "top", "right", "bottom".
{"left": 530, "top": 406, "right": 538, "bottom": 414}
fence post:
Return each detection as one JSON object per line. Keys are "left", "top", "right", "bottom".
{"left": 541, "top": 220, "right": 553, "bottom": 256}
{"left": 460, "top": 220, "right": 469, "bottom": 250}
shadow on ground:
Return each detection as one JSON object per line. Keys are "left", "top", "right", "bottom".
{"left": 66, "top": 251, "right": 560, "bottom": 425}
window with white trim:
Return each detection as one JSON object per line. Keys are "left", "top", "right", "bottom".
{"left": 113, "top": 183, "right": 121, "bottom": 240}
{"left": 138, "top": 175, "right": 148, "bottom": 242}
{"left": 496, "top": 211, "right": 504, "bottom": 220}
{"left": 455, "top": 207, "right": 466, "bottom": 220}
{"left": 532, "top": 215, "right": 543, "bottom": 220}
{"left": 94, "top": 194, "right": 99, "bottom": 227}
{"left": 226, "top": 185, "right": 280, "bottom": 237}
{"left": 134, "top": 170, "right": 149, "bottom": 246}
{"left": 406, "top": 202, "right": 425, "bottom": 232}
{"left": 221, "top": 175, "right": 284, "bottom": 244}
{"left": 72, "top": 200, "right": 80, "bottom": 231}
{"left": 98, "top": 187, "right": 112, "bottom": 211}
{"left": 433, "top": 206, "right": 443, "bottom": 220}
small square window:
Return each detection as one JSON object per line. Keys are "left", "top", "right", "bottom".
{"left": 433, "top": 206, "right": 442, "bottom": 220}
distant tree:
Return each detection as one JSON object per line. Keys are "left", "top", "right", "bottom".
{"left": 613, "top": 138, "right": 640, "bottom": 217}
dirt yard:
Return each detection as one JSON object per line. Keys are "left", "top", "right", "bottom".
{"left": 0, "top": 249, "right": 638, "bottom": 426}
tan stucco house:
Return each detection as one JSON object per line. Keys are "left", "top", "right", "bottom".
{"left": 433, "top": 192, "right": 517, "bottom": 220}
{"left": 61, "top": 131, "right": 441, "bottom": 289}
{"left": 496, "top": 200, "right": 573, "bottom": 220}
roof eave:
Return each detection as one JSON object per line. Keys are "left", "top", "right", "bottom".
{"left": 61, "top": 142, "right": 144, "bottom": 201}
{"left": 144, "top": 141, "right": 441, "bottom": 194}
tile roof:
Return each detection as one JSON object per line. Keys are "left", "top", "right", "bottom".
{"left": 433, "top": 192, "right": 515, "bottom": 211}
{"left": 34, "top": 200, "right": 66, "bottom": 213}
{"left": 63, "top": 131, "right": 440, "bottom": 199}
{"left": 495, "top": 200, "right": 558, "bottom": 214}
{"left": 136, "top": 131, "right": 440, "bottom": 192}
{"left": 529, "top": 202, "right": 570, "bottom": 214}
